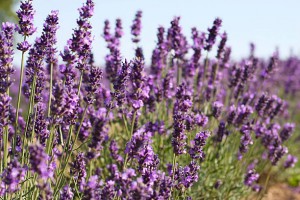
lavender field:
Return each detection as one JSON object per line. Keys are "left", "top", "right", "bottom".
{"left": 0, "top": 0, "right": 300, "bottom": 199}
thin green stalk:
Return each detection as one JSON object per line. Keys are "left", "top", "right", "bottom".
{"left": 258, "top": 166, "right": 272, "bottom": 200}
{"left": 123, "top": 111, "right": 137, "bottom": 170}
{"left": 61, "top": 70, "right": 84, "bottom": 157}
{"left": 21, "top": 75, "right": 37, "bottom": 172}
{"left": 47, "top": 63, "right": 53, "bottom": 117}
{"left": 202, "top": 52, "right": 209, "bottom": 85}
{"left": 13, "top": 37, "right": 27, "bottom": 156}
{"left": 30, "top": 106, "right": 38, "bottom": 143}
{"left": 169, "top": 153, "right": 177, "bottom": 199}
{"left": 3, "top": 62, "right": 13, "bottom": 171}
{"left": 54, "top": 105, "right": 88, "bottom": 197}
{"left": 130, "top": 111, "right": 136, "bottom": 138}
{"left": 46, "top": 125, "right": 55, "bottom": 155}
{"left": 3, "top": 126, "right": 9, "bottom": 170}
{"left": 176, "top": 59, "right": 181, "bottom": 85}
{"left": 122, "top": 113, "right": 130, "bottom": 137}
{"left": 77, "top": 72, "right": 83, "bottom": 97}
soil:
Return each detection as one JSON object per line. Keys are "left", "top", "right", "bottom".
{"left": 249, "top": 184, "right": 300, "bottom": 200}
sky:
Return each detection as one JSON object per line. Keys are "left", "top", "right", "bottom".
{"left": 12, "top": 0, "right": 300, "bottom": 65}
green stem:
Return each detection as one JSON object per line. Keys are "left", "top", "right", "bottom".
{"left": 47, "top": 63, "right": 53, "bottom": 117}
{"left": 123, "top": 111, "right": 137, "bottom": 170}
{"left": 3, "top": 126, "right": 9, "bottom": 171}
{"left": 46, "top": 125, "right": 55, "bottom": 155}
{"left": 258, "top": 166, "right": 272, "bottom": 200}
{"left": 13, "top": 36, "right": 27, "bottom": 156}
{"left": 77, "top": 72, "right": 83, "bottom": 97}
{"left": 54, "top": 105, "right": 88, "bottom": 197}
{"left": 176, "top": 59, "right": 181, "bottom": 85}
{"left": 21, "top": 74, "right": 36, "bottom": 166}
{"left": 169, "top": 153, "right": 177, "bottom": 199}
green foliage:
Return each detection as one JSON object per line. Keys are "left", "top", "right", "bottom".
{"left": 0, "top": 0, "right": 17, "bottom": 24}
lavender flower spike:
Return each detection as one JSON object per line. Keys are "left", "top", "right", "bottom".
{"left": 189, "top": 131, "right": 210, "bottom": 161}
{"left": 0, "top": 22, "right": 15, "bottom": 93}
{"left": 131, "top": 10, "right": 142, "bottom": 43}
{"left": 16, "top": 0, "right": 36, "bottom": 36}
{"left": 29, "top": 144, "right": 52, "bottom": 179}
{"left": 205, "top": 18, "right": 222, "bottom": 51}
{"left": 284, "top": 155, "right": 298, "bottom": 168}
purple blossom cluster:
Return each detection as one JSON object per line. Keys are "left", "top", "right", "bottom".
{"left": 0, "top": 0, "right": 299, "bottom": 199}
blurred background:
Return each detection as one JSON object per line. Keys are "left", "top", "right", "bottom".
{"left": 1, "top": 0, "right": 300, "bottom": 65}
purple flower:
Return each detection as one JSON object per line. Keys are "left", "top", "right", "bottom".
{"left": 84, "top": 66, "right": 103, "bottom": 104}
{"left": 38, "top": 183, "right": 53, "bottom": 200}
{"left": 238, "top": 125, "right": 253, "bottom": 159}
{"left": 227, "top": 105, "right": 236, "bottom": 124}
{"left": 212, "top": 101, "right": 223, "bottom": 119}
{"left": 0, "top": 22, "right": 15, "bottom": 93}
{"left": 88, "top": 109, "right": 109, "bottom": 153}
{"left": 105, "top": 48, "right": 122, "bottom": 83}
{"left": 113, "top": 60, "right": 130, "bottom": 107}
{"left": 137, "top": 144, "right": 159, "bottom": 173}
{"left": 215, "top": 121, "right": 227, "bottom": 142}
{"left": 34, "top": 103, "right": 50, "bottom": 146}
{"left": 68, "top": 0, "right": 94, "bottom": 72}
{"left": 162, "top": 70, "right": 174, "bottom": 100}
{"left": 70, "top": 153, "right": 87, "bottom": 191}
{"left": 280, "top": 123, "right": 295, "bottom": 142}
{"left": 262, "top": 55, "right": 278, "bottom": 78}
{"left": 216, "top": 32, "right": 227, "bottom": 59}
{"left": 109, "top": 140, "right": 124, "bottom": 165}
{"left": 252, "top": 184, "right": 262, "bottom": 192}
{"left": 59, "top": 86, "right": 79, "bottom": 125}
{"left": 0, "top": 159, "right": 26, "bottom": 195}
{"left": 125, "top": 126, "right": 152, "bottom": 158}
{"left": 235, "top": 105, "right": 253, "bottom": 125}
{"left": 183, "top": 28, "right": 205, "bottom": 78}
{"left": 78, "top": 118, "right": 92, "bottom": 141}
{"left": 60, "top": 185, "right": 74, "bottom": 200}
{"left": 102, "top": 20, "right": 111, "bottom": 42}
{"left": 221, "top": 47, "right": 231, "bottom": 68}
{"left": 172, "top": 83, "right": 192, "bottom": 155}
{"left": 101, "top": 180, "right": 115, "bottom": 199}
{"left": 255, "top": 94, "right": 268, "bottom": 114}
{"left": 131, "top": 11, "right": 142, "bottom": 43}
{"left": 16, "top": 0, "right": 36, "bottom": 36}
{"left": 205, "top": 18, "right": 222, "bottom": 51}
{"left": 269, "top": 144, "right": 288, "bottom": 165}
{"left": 284, "top": 154, "right": 298, "bottom": 168}
{"left": 194, "top": 113, "right": 209, "bottom": 127}
{"left": 150, "top": 26, "right": 167, "bottom": 78}
{"left": 0, "top": 94, "right": 11, "bottom": 131}
{"left": 167, "top": 17, "right": 188, "bottom": 59}
{"left": 129, "top": 58, "right": 149, "bottom": 110}
{"left": 82, "top": 175, "right": 100, "bottom": 199}
{"left": 214, "top": 180, "right": 222, "bottom": 189}
{"left": 270, "top": 97, "right": 283, "bottom": 119}
{"left": 115, "top": 18, "right": 123, "bottom": 39}
{"left": 43, "top": 10, "right": 59, "bottom": 65}
{"left": 59, "top": 55, "right": 76, "bottom": 87}
{"left": 78, "top": 0, "right": 94, "bottom": 18}
{"left": 244, "top": 167, "right": 259, "bottom": 187}
{"left": 17, "top": 40, "right": 31, "bottom": 52}
{"left": 189, "top": 131, "right": 210, "bottom": 161}
{"left": 229, "top": 66, "right": 242, "bottom": 88}
{"left": 29, "top": 144, "right": 52, "bottom": 178}
{"left": 23, "top": 10, "right": 59, "bottom": 103}
{"left": 175, "top": 161, "right": 200, "bottom": 189}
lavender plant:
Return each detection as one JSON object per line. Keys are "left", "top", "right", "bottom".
{"left": 0, "top": 1, "right": 299, "bottom": 199}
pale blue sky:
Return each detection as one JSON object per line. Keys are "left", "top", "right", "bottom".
{"left": 14, "top": 0, "right": 300, "bottom": 65}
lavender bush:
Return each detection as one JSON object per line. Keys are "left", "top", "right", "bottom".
{"left": 0, "top": 0, "right": 299, "bottom": 199}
